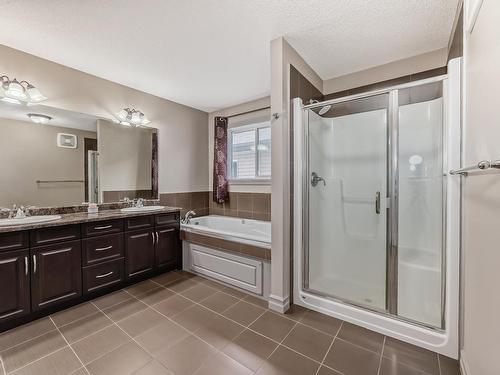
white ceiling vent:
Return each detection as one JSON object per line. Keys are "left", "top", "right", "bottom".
{"left": 57, "top": 133, "right": 77, "bottom": 149}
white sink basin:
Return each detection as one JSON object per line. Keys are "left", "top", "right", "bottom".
{"left": 0, "top": 215, "right": 62, "bottom": 227}
{"left": 121, "top": 205, "right": 165, "bottom": 213}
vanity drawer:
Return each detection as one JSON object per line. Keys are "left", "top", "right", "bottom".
{"left": 0, "top": 231, "right": 29, "bottom": 252}
{"left": 82, "top": 233, "right": 124, "bottom": 266}
{"left": 82, "top": 219, "right": 123, "bottom": 237}
{"left": 155, "top": 212, "right": 179, "bottom": 227}
{"left": 31, "top": 225, "right": 80, "bottom": 247}
{"left": 83, "top": 258, "right": 124, "bottom": 294}
{"left": 124, "top": 215, "right": 154, "bottom": 231}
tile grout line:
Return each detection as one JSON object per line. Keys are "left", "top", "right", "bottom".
{"left": 315, "top": 321, "right": 344, "bottom": 375}
{"left": 0, "top": 325, "right": 60, "bottom": 354}
{"left": 254, "top": 318, "right": 302, "bottom": 373}
{"left": 142, "top": 276, "right": 347, "bottom": 371}
{"left": 376, "top": 336, "right": 387, "bottom": 375}
{"left": 89, "top": 300, "right": 157, "bottom": 358}
{"left": 0, "top": 355, "right": 6, "bottom": 375}
{"left": 48, "top": 316, "right": 91, "bottom": 375}
{"left": 90, "top": 291, "right": 236, "bottom": 374}
{"left": 6, "top": 345, "right": 70, "bottom": 375}
{"left": 123, "top": 280, "right": 285, "bottom": 374}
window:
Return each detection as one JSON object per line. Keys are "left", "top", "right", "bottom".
{"left": 228, "top": 122, "right": 271, "bottom": 181}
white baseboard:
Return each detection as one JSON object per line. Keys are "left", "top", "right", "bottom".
{"left": 268, "top": 294, "right": 290, "bottom": 313}
{"left": 460, "top": 350, "right": 471, "bottom": 375}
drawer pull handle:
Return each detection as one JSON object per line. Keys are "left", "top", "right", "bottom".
{"left": 163, "top": 228, "right": 176, "bottom": 233}
{"left": 33, "top": 255, "right": 37, "bottom": 274}
{"left": 94, "top": 225, "right": 112, "bottom": 230}
{"left": 95, "top": 271, "right": 114, "bottom": 279}
{"left": 95, "top": 245, "right": 113, "bottom": 252}
{"left": 24, "top": 256, "right": 28, "bottom": 276}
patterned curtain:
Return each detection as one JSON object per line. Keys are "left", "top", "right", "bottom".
{"left": 213, "top": 116, "right": 229, "bottom": 203}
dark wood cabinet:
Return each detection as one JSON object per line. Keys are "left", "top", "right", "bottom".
{"left": 82, "top": 233, "right": 124, "bottom": 266}
{"left": 31, "top": 240, "right": 82, "bottom": 311}
{"left": 0, "top": 250, "right": 30, "bottom": 323}
{"left": 31, "top": 225, "right": 80, "bottom": 247}
{"left": 0, "top": 232, "right": 29, "bottom": 252}
{"left": 155, "top": 226, "right": 180, "bottom": 270}
{"left": 83, "top": 258, "right": 125, "bottom": 294}
{"left": 125, "top": 229, "right": 155, "bottom": 279}
{"left": 82, "top": 219, "right": 123, "bottom": 237}
{"left": 0, "top": 210, "right": 181, "bottom": 331}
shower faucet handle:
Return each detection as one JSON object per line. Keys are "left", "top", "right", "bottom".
{"left": 311, "top": 172, "right": 326, "bottom": 187}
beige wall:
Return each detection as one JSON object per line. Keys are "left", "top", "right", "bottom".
{"left": 208, "top": 97, "right": 271, "bottom": 194}
{"left": 269, "top": 37, "right": 323, "bottom": 312}
{"left": 0, "top": 44, "right": 208, "bottom": 195}
{"left": 0, "top": 118, "right": 96, "bottom": 207}
{"left": 97, "top": 120, "right": 153, "bottom": 199}
{"left": 461, "top": 1, "right": 500, "bottom": 374}
{"left": 323, "top": 48, "right": 448, "bottom": 94}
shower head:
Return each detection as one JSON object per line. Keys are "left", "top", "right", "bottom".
{"left": 308, "top": 99, "right": 332, "bottom": 116}
{"left": 318, "top": 105, "right": 331, "bottom": 116}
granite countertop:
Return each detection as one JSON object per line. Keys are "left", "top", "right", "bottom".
{"left": 0, "top": 207, "right": 181, "bottom": 233}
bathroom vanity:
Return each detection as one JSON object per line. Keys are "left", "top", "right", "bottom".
{"left": 0, "top": 208, "right": 181, "bottom": 332}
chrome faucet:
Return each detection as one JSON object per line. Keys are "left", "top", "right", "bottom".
{"left": 182, "top": 210, "right": 196, "bottom": 224}
{"left": 8, "top": 204, "right": 33, "bottom": 219}
{"left": 133, "top": 198, "right": 144, "bottom": 208}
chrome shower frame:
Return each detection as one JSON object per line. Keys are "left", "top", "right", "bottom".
{"left": 293, "top": 59, "right": 462, "bottom": 358}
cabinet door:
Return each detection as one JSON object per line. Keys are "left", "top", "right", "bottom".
{"left": 125, "top": 229, "right": 155, "bottom": 279}
{"left": 31, "top": 241, "right": 82, "bottom": 311}
{"left": 0, "top": 250, "right": 30, "bottom": 323}
{"left": 155, "top": 226, "right": 181, "bottom": 270}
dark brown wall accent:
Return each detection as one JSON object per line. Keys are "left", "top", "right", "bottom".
{"left": 181, "top": 231, "right": 271, "bottom": 261}
{"left": 323, "top": 66, "right": 447, "bottom": 101}
{"left": 159, "top": 191, "right": 209, "bottom": 217}
{"left": 209, "top": 192, "right": 271, "bottom": 221}
{"left": 448, "top": 6, "right": 463, "bottom": 61}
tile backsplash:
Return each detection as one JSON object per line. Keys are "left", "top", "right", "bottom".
{"left": 159, "top": 191, "right": 271, "bottom": 221}
{"left": 159, "top": 191, "right": 209, "bottom": 217}
{"left": 209, "top": 192, "right": 271, "bottom": 221}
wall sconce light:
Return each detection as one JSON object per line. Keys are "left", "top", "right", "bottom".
{"left": 27, "top": 113, "right": 52, "bottom": 124}
{"left": 0, "top": 75, "right": 47, "bottom": 104}
{"left": 115, "top": 108, "right": 150, "bottom": 127}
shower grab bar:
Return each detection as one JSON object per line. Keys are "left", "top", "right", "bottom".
{"left": 449, "top": 160, "right": 500, "bottom": 176}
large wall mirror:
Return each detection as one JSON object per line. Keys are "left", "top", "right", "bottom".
{"left": 0, "top": 102, "right": 158, "bottom": 209}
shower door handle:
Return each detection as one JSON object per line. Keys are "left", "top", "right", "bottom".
{"left": 311, "top": 172, "right": 326, "bottom": 187}
{"left": 375, "top": 192, "right": 381, "bottom": 214}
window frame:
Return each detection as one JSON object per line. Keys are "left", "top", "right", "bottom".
{"left": 227, "top": 121, "right": 271, "bottom": 184}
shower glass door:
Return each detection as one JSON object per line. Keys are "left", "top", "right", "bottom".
{"left": 304, "top": 93, "right": 390, "bottom": 311}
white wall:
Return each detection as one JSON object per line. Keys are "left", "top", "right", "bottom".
{"left": 269, "top": 37, "right": 323, "bottom": 312}
{"left": 461, "top": 1, "right": 500, "bottom": 374}
{"left": 0, "top": 44, "right": 208, "bottom": 195}
{"left": 208, "top": 97, "right": 271, "bottom": 194}
{"left": 323, "top": 48, "right": 448, "bottom": 94}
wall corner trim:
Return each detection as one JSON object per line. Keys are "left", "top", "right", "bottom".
{"left": 268, "top": 294, "right": 290, "bottom": 313}
{"left": 459, "top": 350, "right": 471, "bottom": 375}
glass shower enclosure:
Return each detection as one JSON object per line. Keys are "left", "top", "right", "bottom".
{"left": 293, "top": 61, "right": 461, "bottom": 358}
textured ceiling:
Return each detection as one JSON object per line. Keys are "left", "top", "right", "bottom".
{"left": 0, "top": 0, "right": 458, "bottom": 112}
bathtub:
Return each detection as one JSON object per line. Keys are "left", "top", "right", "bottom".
{"left": 181, "top": 215, "right": 271, "bottom": 249}
{"left": 181, "top": 215, "right": 271, "bottom": 297}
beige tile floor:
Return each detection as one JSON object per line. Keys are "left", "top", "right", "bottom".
{"left": 0, "top": 271, "right": 460, "bottom": 375}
